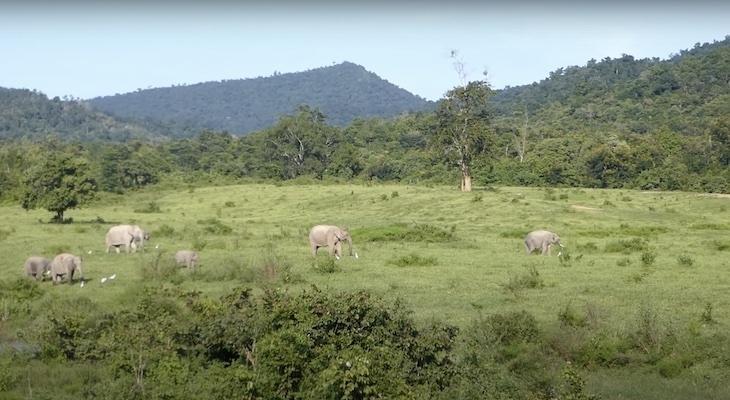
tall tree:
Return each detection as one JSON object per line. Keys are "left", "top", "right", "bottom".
{"left": 433, "top": 80, "right": 494, "bottom": 191}
{"left": 21, "top": 153, "right": 97, "bottom": 222}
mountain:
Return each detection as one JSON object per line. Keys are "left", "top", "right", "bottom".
{"left": 0, "top": 88, "right": 165, "bottom": 141}
{"left": 89, "top": 62, "right": 434, "bottom": 137}
{"left": 491, "top": 35, "right": 730, "bottom": 137}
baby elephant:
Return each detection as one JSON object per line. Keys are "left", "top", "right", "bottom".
{"left": 24, "top": 256, "right": 51, "bottom": 280}
{"left": 175, "top": 250, "right": 199, "bottom": 270}
{"left": 50, "top": 253, "right": 83, "bottom": 284}
{"left": 524, "top": 230, "right": 563, "bottom": 256}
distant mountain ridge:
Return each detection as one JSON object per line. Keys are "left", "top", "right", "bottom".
{"left": 490, "top": 36, "right": 730, "bottom": 136}
{"left": 0, "top": 87, "right": 163, "bottom": 141}
{"left": 89, "top": 62, "right": 434, "bottom": 137}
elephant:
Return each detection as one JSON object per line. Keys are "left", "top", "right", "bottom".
{"left": 175, "top": 250, "right": 199, "bottom": 270}
{"left": 130, "top": 225, "right": 150, "bottom": 252}
{"left": 524, "top": 230, "right": 564, "bottom": 256}
{"left": 50, "top": 253, "right": 83, "bottom": 284}
{"left": 105, "top": 225, "right": 135, "bottom": 253}
{"left": 106, "top": 225, "right": 149, "bottom": 253}
{"left": 309, "top": 225, "right": 353, "bottom": 259}
{"left": 24, "top": 256, "right": 51, "bottom": 280}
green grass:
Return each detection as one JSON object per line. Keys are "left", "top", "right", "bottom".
{"left": 1, "top": 184, "right": 729, "bottom": 398}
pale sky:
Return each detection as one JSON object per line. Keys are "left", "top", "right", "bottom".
{"left": 1, "top": 1, "right": 728, "bottom": 101}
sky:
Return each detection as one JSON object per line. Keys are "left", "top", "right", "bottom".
{"left": 1, "top": 1, "right": 729, "bottom": 101}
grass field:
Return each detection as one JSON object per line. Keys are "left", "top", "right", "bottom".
{"left": 1, "top": 183, "right": 729, "bottom": 398}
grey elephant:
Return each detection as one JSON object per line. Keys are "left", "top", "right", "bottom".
{"left": 524, "top": 230, "right": 564, "bottom": 255}
{"left": 175, "top": 250, "right": 199, "bottom": 270}
{"left": 106, "top": 225, "right": 149, "bottom": 253}
{"left": 105, "top": 225, "right": 135, "bottom": 253}
{"left": 130, "top": 225, "right": 150, "bottom": 252}
{"left": 50, "top": 253, "right": 83, "bottom": 284}
{"left": 309, "top": 225, "right": 353, "bottom": 258}
{"left": 24, "top": 256, "right": 51, "bottom": 280}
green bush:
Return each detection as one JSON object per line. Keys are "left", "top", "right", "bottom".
{"left": 312, "top": 257, "right": 341, "bottom": 274}
{"left": 503, "top": 266, "right": 544, "bottom": 295}
{"left": 604, "top": 238, "right": 648, "bottom": 254}
{"left": 134, "top": 200, "right": 162, "bottom": 213}
{"left": 640, "top": 251, "right": 657, "bottom": 267}
{"left": 677, "top": 254, "right": 694, "bottom": 267}
{"left": 154, "top": 224, "right": 176, "bottom": 237}
{"left": 388, "top": 253, "right": 437, "bottom": 267}
{"left": 355, "top": 223, "right": 455, "bottom": 243}
{"left": 197, "top": 218, "right": 233, "bottom": 235}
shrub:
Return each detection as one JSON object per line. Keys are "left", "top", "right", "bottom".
{"left": 677, "top": 254, "right": 694, "bottom": 267}
{"left": 576, "top": 242, "right": 598, "bottom": 252}
{"left": 388, "top": 253, "right": 437, "bottom": 267}
{"left": 197, "top": 218, "right": 233, "bottom": 235}
{"left": 616, "top": 257, "right": 631, "bottom": 267}
{"left": 134, "top": 201, "right": 162, "bottom": 213}
{"left": 558, "top": 303, "right": 587, "bottom": 328}
{"left": 604, "top": 238, "right": 648, "bottom": 254}
{"left": 155, "top": 224, "right": 176, "bottom": 237}
{"left": 0, "top": 228, "right": 13, "bottom": 241}
{"left": 355, "top": 223, "right": 455, "bottom": 243}
{"left": 640, "top": 251, "right": 656, "bottom": 267}
{"left": 312, "top": 258, "right": 341, "bottom": 274}
{"left": 472, "top": 193, "right": 483, "bottom": 202}
{"left": 700, "top": 302, "right": 715, "bottom": 324}
{"left": 390, "top": 191, "right": 399, "bottom": 199}
{"left": 503, "top": 266, "right": 544, "bottom": 296}
{"left": 224, "top": 201, "right": 236, "bottom": 207}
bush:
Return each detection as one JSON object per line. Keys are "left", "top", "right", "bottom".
{"left": 604, "top": 238, "right": 648, "bottom": 254}
{"left": 197, "top": 218, "right": 233, "bottom": 235}
{"left": 355, "top": 223, "right": 455, "bottom": 243}
{"left": 503, "top": 266, "right": 544, "bottom": 296}
{"left": 640, "top": 251, "right": 656, "bottom": 267}
{"left": 134, "top": 201, "right": 162, "bottom": 213}
{"left": 155, "top": 224, "right": 176, "bottom": 237}
{"left": 312, "top": 258, "right": 341, "bottom": 274}
{"left": 388, "top": 253, "right": 437, "bottom": 267}
{"left": 677, "top": 254, "right": 694, "bottom": 267}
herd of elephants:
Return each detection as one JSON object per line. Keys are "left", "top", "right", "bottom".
{"left": 22, "top": 223, "right": 564, "bottom": 285}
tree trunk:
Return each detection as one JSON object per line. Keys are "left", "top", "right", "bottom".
{"left": 53, "top": 210, "right": 64, "bottom": 223}
{"left": 460, "top": 167, "right": 472, "bottom": 192}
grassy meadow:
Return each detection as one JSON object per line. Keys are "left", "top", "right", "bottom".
{"left": 1, "top": 183, "right": 729, "bottom": 398}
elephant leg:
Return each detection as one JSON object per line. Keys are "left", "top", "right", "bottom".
{"left": 334, "top": 242, "right": 342, "bottom": 258}
{"left": 541, "top": 243, "right": 548, "bottom": 255}
{"left": 311, "top": 243, "right": 318, "bottom": 256}
{"left": 525, "top": 243, "right": 531, "bottom": 255}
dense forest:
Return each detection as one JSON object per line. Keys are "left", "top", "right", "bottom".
{"left": 1, "top": 37, "right": 729, "bottom": 201}
{"left": 89, "top": 62, "right": 434, "bottom": 136}
{"left": 0, "top": 88, "right": 165, "bottom": 142}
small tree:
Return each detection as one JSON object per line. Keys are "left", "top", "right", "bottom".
{"left": 433, "top": 80, "right": 493, "bottom": 192}
{"left": 21, "top": 153, "right": 97, "bottom": 222}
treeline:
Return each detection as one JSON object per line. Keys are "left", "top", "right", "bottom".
{"left": 1, "top": 37, "right": 729, "bottom": 198}
{"left": 1, "top": 103, "right": 727, "bottom": 204}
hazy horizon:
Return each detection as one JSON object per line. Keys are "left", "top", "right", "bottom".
{"left": 1, "top": 1, "right": 728, "bottom": 100}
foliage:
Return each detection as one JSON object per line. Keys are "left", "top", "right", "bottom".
{"left": 387, "top": 253, "right": 438, "bottom": 267}
{"left": 20, "top": 152, "right": 97, "bottom": 221}
{"left": 432, "top": 80, "right": 494, "bottom": 191}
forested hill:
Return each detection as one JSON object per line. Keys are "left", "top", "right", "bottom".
{"left": 492, "top": 35, "right": 730, "bottom": 137}
{"left": 0, "top": 88, "right": 166, "bottom": 142}
{"left": 89, "top": 62, "right": 434, "bottom": 137}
